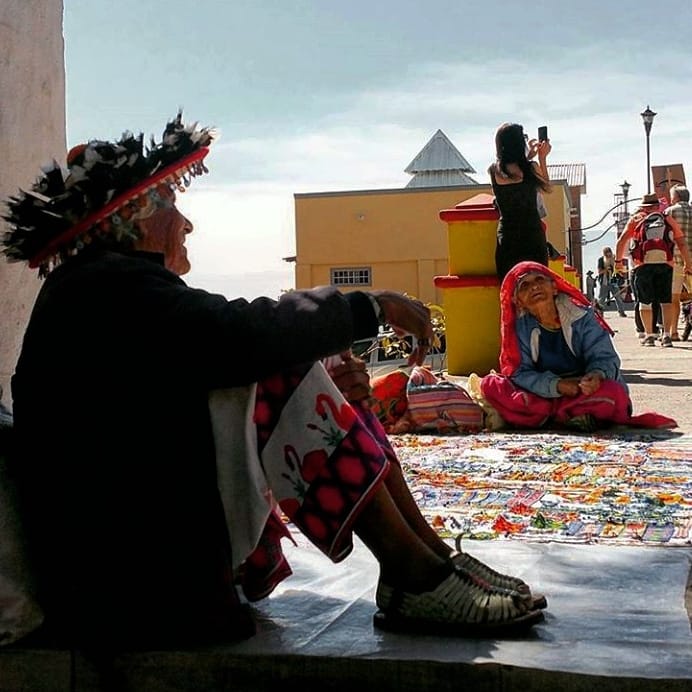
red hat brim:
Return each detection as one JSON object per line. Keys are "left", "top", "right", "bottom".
{"left": 29, "top": 147, "right": 209, "bottom": 268}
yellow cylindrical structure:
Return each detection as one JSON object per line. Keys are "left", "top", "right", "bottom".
{"left": 433, "top": 275, "right": 500, "bottom": 375}
{"left": 437, "top": 195, "right": 501, "bottom": 375}
{"left": 549, "top": 254, "right": 566, "bottom": 278}
{"left": 439, "top": 193, "right": 498, "bottom": 277}
{"left": 445, "top": 220, "right": 497, "bottom": 276}
{"left": 564, "top": 264, "right": 578, "bottom": 288}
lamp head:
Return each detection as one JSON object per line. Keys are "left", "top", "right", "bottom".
{"left": 641, "top": 105, "right": 657, "bottom": 134}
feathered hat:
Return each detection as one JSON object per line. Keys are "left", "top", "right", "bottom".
{"left": 2, "top": 111, "right": 215, "bottom": 276}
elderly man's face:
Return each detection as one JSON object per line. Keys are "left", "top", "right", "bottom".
{"left": 514, "top": 272, "right": 557, "bottom": 311}
{"left": 134, "top": 187, "right": 193, "bottom": 275}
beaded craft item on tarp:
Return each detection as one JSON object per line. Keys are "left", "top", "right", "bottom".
{"left": 393, "top": 431, "right": 692, "bottom": 546}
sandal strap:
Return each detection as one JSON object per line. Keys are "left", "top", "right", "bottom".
{"left": 376, "top": 570, "right": 527, "bottom": 627}
{"left": 454, "top": 534, "right": 530, "bottom": 594}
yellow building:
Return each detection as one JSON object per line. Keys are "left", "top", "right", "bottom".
{"left": 295, "top": 185, "right": 482, "bottom": 304}
{"left": 292, "top": 130, "right": 578, "bottom": 302}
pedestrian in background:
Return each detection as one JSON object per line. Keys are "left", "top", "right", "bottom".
{"left": 664, "top": 184, "right": 692, "bottom": 341}
{"left": 597, "top": 246, "right": 627, "bottom": 317}
{"left": 585, "top": 270, "right": 596, "bottom": 302}
{"left": 617, "top": 194, "right": 691, "bottom": 347}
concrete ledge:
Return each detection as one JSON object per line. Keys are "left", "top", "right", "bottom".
{"left": 0, "top": 648, "right": 72, "bottom": 691}
{"left": 3, "top": 647, "right": 692, "bottom": 692}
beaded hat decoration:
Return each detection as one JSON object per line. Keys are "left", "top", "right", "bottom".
{"left": 2, "top": 111, "right": 215, "bottom": 275}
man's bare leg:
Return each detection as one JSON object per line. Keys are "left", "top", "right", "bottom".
{"left": 353, "top": 483, "right": 451, "bottom": 592}
{"left": 382, "top": 462, "right": 452, "bottom": 560}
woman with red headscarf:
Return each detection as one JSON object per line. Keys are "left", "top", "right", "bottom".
{"left": 478, "top": 262, "right": 676, "bottom": 431}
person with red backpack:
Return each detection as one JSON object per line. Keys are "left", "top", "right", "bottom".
{"left": 616, "top": 193, "right": 691, "bottom": 346}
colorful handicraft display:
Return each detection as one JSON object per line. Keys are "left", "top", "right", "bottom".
{"left": 393, "top": 431, "right": 692, "bottom": 546}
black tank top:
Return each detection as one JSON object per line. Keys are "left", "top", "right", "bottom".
{"left": 490, "top": 172, "right": 542, "bottom": 238}
{"left": 490, "top": 168, "right": 549, "bottom": 278}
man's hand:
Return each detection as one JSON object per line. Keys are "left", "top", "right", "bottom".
{"left": 368, "top": 290, "right": 434, "bottom": 366}
{"left": 327, "top": 350, "right": 372, "bottom": 403}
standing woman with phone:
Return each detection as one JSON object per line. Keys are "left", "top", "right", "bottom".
{"left": 489, "top": 122, "right": 552, "bottom": 280}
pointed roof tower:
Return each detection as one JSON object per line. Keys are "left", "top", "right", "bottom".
{"left": 404, "top": 129, "right": 478, "bottom": 188}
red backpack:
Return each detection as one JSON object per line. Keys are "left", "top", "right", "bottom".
{"left": 629, "top": 211, "right": 675, "bottom": 263}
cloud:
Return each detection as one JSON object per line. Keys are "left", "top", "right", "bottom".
{"left": 178, "top": 186, "right": 296, "bottom": 275}
{"left": 181, "top": 47, "right": 692, "bottom": 291}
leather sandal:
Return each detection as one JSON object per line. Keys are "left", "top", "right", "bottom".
{"left": 452, "top": 535, "right": 547, "bottom": 610}
{"left": 373, "top": 570, "right": 544, "bottom": 637}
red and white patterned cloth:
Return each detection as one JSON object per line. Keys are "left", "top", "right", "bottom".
{"left": 210, "top": 362, "right": 393, "bottom": 599}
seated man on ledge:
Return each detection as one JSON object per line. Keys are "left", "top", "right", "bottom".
{"left": 2, "top": 113, "right": 546, "bottom": 649}
{"left": 477, "top": 261, "right": 676, "bottom": 432}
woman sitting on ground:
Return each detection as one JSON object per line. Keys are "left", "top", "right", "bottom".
{"left": 477, "top": 261, "right": 676, "bottom": 432}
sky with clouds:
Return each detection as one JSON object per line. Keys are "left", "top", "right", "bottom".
{"left": 63, "top": 1, "right": 692, "bottom": 298}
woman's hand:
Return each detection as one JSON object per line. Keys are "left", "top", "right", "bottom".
{"left": 327, "top": 350, "right": 372, "bottom": 403}
{"left": 557, "top": 378, "right": 581, "bottom": 397}
{"left": 536, "top": 139, "right": 551, "bottom": 160}
{"left": 578, "top": 371, "right": 604, "bottom": 396}
{"left": 368, "top": 290, "right": 434, "bottom": 365}
{"left": 526, "top": 138, "right": 539, "bottom": 160}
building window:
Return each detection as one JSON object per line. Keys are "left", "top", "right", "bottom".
{"left": 331, "top": 267, "right": 371, "bottom": 286}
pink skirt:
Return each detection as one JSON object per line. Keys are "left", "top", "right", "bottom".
{"left": 480, "top": 373, "right": 632, "bottom": 429}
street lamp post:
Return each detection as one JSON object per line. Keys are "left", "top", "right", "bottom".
{"left": 614, "top": 179, "right": 631, "bottom": 240}
{"left": 640, "top": 106, "right": 657, "bottom": 194}
{"left": 621, "top": 180, "right": 630, "bottom": 215}
{"left": 617, "top": 179, "right": 633, "bottom": 302}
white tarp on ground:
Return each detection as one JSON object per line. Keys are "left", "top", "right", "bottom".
{"left": 237, "top": 533, "right": 692, "bottom": 681}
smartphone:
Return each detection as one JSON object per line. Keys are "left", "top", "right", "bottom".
{"left": 538, "top": 125, "right": 548, "bottom": 142}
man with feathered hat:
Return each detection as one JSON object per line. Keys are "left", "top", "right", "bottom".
{"left": 1, "top": 113, "right": 545, "bottom": 647}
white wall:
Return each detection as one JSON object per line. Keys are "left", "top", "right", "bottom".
{"left": 0, "top": 1, "right": 65, "bottom": 408}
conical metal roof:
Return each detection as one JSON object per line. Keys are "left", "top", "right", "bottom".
{"left": 406, "top": 170, "right": 478, "bottom": 188}
{"left": 405, "top": 129, "right": 476, "bottom": 175}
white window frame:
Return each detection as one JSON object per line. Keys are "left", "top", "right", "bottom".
{"left": 330, "top": 267, "right": 372, "bottom": 287}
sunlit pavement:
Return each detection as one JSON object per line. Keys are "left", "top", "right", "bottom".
{"left": 1, "top": 305, "right": 690, "bottom": 691}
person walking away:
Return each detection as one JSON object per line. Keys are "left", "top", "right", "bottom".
{"left": 585, "top": 270, "right": 596, "bottom": 302}
{"left": 664, "top": 184, "right": 692, "bottom": 341}
{"left": 597, "top": 246, "right": 627, "bottom": 316}
{"left": 617, "top": 194, "right": 691, "bottom": 347}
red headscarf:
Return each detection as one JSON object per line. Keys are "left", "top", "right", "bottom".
{"left": 498, "top": 261, "right": 614, "bottom": 376}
